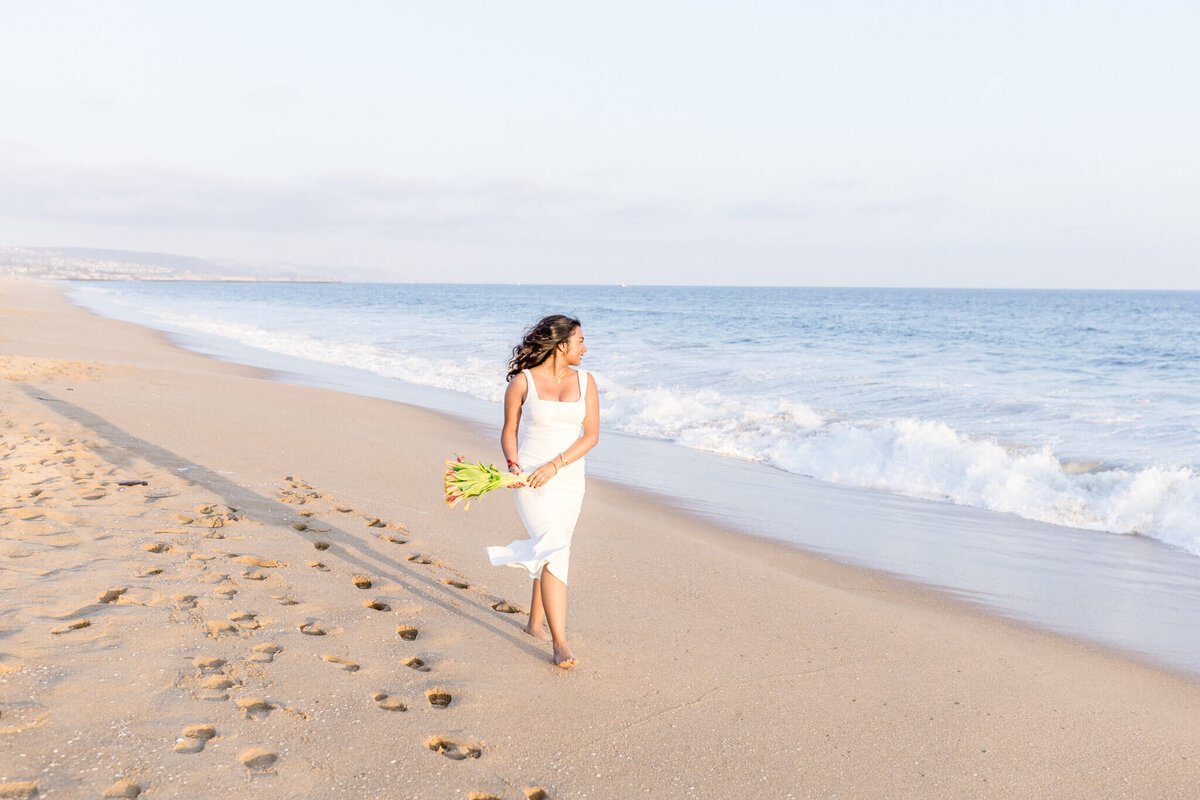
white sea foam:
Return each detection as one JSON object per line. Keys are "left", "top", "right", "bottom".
{"left": 599, "top": 384, "right": 1200, "bottom": 556}
{"left": 166, "top": 315, "right": 509, "bottom": 402}
{"left": 602, "top": 385, "right": 826, "bottom": 459}
{"left": 760, "top": 417, "right": 1200, "bottom": 556}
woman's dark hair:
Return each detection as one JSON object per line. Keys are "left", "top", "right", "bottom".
{"left": 507, "top": 314, "right": 581, "bottom": 381}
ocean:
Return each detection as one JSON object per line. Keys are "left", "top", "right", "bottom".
{"left": 64, "top": 281, "right": 1200, "bottom": 674}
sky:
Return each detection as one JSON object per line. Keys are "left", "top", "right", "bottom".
{"left": 1, "top": 1, "right": 1197, "bottom": 287}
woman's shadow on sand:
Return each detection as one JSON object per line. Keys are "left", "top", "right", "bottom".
{"left": 21, "top": 384, "right": 546, "bottom": 660}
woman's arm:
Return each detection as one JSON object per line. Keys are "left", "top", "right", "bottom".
{"left": 501, "top": 372, "right": 526, "bottom": 474}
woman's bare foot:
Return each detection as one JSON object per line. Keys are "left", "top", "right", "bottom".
{"left": 524, "top": 623, "right": 552, "bottom": 642}
{"left": 553, "top": 643, "right": 577, "bottom": 669}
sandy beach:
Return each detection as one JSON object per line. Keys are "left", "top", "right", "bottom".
{"left": 3, "top": 280, "right": 1200, "bottom": 799}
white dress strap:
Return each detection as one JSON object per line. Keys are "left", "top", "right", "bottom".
{"left": 523, "top": 368, "right": 540, "bottom": 401}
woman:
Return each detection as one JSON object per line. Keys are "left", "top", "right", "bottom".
{"left": 486, "top": 315, "right": 600, "bottom": 668}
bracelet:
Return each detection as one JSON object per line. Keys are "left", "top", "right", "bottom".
{"left": 507, "top": 459, "right": 520, "bottom": 470}
{"left": 550, "top": 460, "right": 559, "bottom": 475}
{"left": 558, "top": 452, "right": 568, "bottom": 468}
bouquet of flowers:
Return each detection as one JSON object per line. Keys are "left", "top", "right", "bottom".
{"left": 443, "top": 456, "right": 525, "bottom": 510}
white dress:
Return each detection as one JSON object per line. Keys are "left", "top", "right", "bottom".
{"left": 486, "top": 368, "right": 588, "bottom": 584}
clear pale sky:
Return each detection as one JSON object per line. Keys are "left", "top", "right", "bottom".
{"left": 1, "top": 2, "right": 1196, "bottom": 287}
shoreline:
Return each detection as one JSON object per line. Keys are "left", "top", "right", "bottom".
{"left": 32, "top": 277, "right": 1200, "bottom": 678}
{"left": 61, "top": 279, "right": 1200, "bottom": 680}
{"left": 4, "top": 278, "right": 1200, "bottom": 797}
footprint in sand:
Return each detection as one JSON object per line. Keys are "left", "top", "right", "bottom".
{"left": 469, "top": 793, "right": 501, "bottom": 800}
{"left": 396, "top": 625, "right": 419, "bottom": 641}
{"left": 137, "top": 567, "right": 164, "bottom": 577}
{"left": 215, "top": 586, "right": 238, "bottom": 598}
{"left": 196, "top": 675, "right": 237, "bottom": 701}
{"left": 239, "top": 748, "right": 278, "bottom": 773}
{"left": 50, "top": 619, "right": 90, "bottom": 635}
{"left": 313, "top": 541, "right": 330, "bottom": 551}
{"left": 228, "top": 612, "right": 262, "bottom": 630}
{"left": 407, "top": 554, "right": 436, "bottom": 565}
{"left": 275, "top": 490, "right": 310, "bottom": 505}
{"left": 272, "top": 595, "right": 299, "bottom": 606}
{"left": 320, "top": 653, "right": 360, "bottom": 672}
{"left": 250, "top": 642, "right": 283, "bottom": 663}
{"left": 141, "top": 542, "right": 169, "bottom": 554}
{"left": 426, "top": 689, "right": 452, "bottom": 708}
{"left": 403, "top": 657, "right": 431, "bottom": 672}
{"left": 242, "top": 570, "right": 268, "bottom": 581}
{"left": 299, "top": 622, "right": 326, "bottom": 636}
{"left": 173, "top": 594, "right": 198, "bottom": 609}
{"left": 102, "top": 779, "right": 143, "bottom": 798}
{"left": 235, "top": 698, "right": 275, "bottom": 720}
{"left": 442, "top": 579, "right": 470, "bottom": 590}
{"left": 196, "top": 505, "right": 242, "bottom": 527}
{"left": 280, "top": 705, "right": 309, "bottom": 720}
{"left": 292, "top": 522, "right": 308, "bottom": 531}
{"left": 378, "top": 533, "right": 407, "bottom": 545}
{"left": 173, "top": 724, "right": 217, "bottom": 753}
{"left": 491, "top": 601, "right": 522, "bottom": 614}
{"left": 362, "top": 600, "right": 390, "bottom": 612}
{"left": 425, "top": 737, "right": 482, "bottom": 760}
{"left": 192, "top": 656, "right": 227, "bottom": 673}
{"left": 97, "top": 587, "right": 127, "bottom": 604}
{"left": 309, "top": 561, "right": 329, "bottom": 571}
{"left": 524, "top": 789, "right": 549, "bottom": 800}
{"left": 232, "top": 555, "right": 285, "bottom": 569}
{"left": 276, "top": 490, "right": 308, "bottom": 505}
{"left": 0, "top": 782, "right": 39, "bottom": 800}
{"left": 372, "top": 693, "right": 407, "bottom": 711}
{"left": 352, "top": 575, "right": 372, "bottom": 589}
{"left": 205, "top": 620, "right": 238, "bottom": 637}
{"left": 0, "top": 701, "right": 49, "bottom": 733}
{"left": 365, "top": 518, "right": 386, "bottom": 528}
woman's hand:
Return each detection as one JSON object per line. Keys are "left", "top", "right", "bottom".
{"left": 505, "top": 461, "right": 528, "bottom": 488}
{"left": 524, "top": 462, "right": 558, "bottom": 489}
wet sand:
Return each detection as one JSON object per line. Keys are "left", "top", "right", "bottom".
{"left": 3, "top": 279, "right": 1200, "bottom": 799}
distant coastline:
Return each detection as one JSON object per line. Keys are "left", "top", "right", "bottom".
{"left": 61, "top": 277, "right": 341, "bottom": 283}
{"left": 0, "top": 244, "right": 337, "bottom": 283}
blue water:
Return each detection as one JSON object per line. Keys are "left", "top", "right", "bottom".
{"left": 66, "top": 281, "right": 1200, "bottom": 558}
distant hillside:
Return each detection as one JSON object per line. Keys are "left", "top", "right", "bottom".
{"left": 50, "top": 247, "right": 235, "bottom": 274}
{"left": 0, "top": 246, "right": 335, "bottom": 282}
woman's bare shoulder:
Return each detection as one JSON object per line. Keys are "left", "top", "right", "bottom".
{"left": 506, "top": 370, "right": 528, "bottom": 398}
